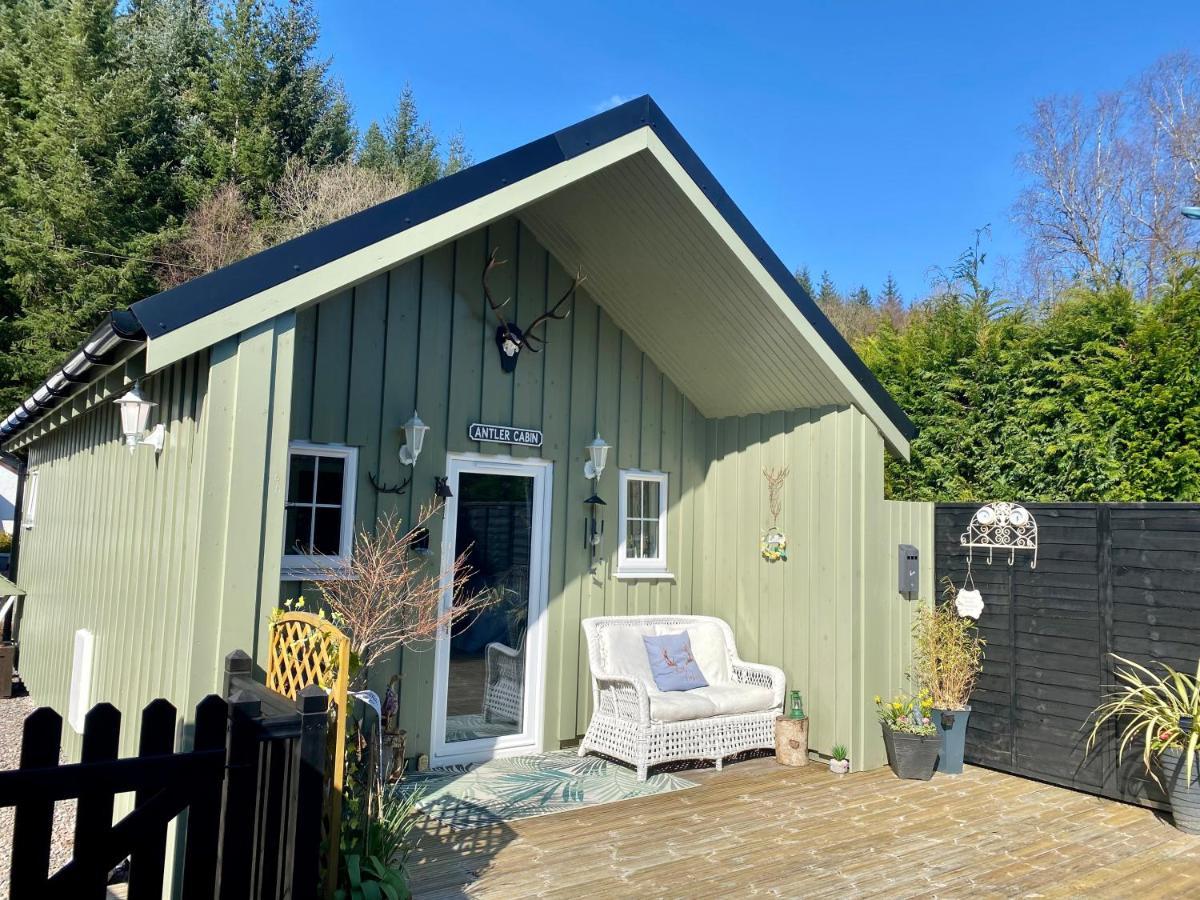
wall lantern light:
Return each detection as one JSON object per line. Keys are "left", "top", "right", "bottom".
{"left": 583, "top": 433, "right": 610, "bottom": 481}
{"left": 114, "top": 381, "right": 165, "bottom": 455}
{"left": 398, "top": 411, "right": 429, "bottom": 466}
{"left": 434, "top": 476, "right": 453, "bottom": 499}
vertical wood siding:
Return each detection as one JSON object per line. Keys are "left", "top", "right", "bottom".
{"left": 15, "top": 315, "right": 296, "bottom": 763}
{"left": 287, "top": 218, "right": 709, "bottom": 753}
{"left": 699, "top": 406, "right": 934, "bottom": 770}
{"left": 16, "top": 357, "right": 209, "bottom": 760}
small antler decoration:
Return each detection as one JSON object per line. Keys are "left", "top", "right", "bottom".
{"left": 369, "top": 470, "right": 411, "bottom": 495}
{"left": 482, "top": 247, "right": 585, "bottom": 373}
{"left": 763, "top": 466, "right": 789, "bottom": 526}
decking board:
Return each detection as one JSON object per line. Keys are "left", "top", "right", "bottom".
{"left": 406, "top": 756, "right": 1200, "bottom": 898}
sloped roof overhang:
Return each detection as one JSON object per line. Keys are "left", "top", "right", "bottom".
{"left": 2, "top": 97, "right": 915, "bottom": 456}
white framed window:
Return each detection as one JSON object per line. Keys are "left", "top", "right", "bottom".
{"left": 617, "top": 469, "right": 670, "bottom": 578}
{"left": 21, "top": 471, "right": 38, "bottom": 530}
{"left": 281, "top": 442, "right": 358, "bottom": 578}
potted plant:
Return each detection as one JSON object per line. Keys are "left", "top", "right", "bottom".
{"left": 829, "top": 744, "right": 850, "bottom": 775}
{"left": 912, "top": 592, "right": 985, "bottom": 775}
{"left": 875, "top": 693, "right": 940, "bottom": 780}
{"left": 1087, "top": 654, "right": 1200, "bottom": 834}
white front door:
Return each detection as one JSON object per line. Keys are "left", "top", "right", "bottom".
{"left": 430, "top": 453, "right": 552, "bottom": 766}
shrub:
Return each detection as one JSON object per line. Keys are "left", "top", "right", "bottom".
{"left": 912, "top": 589, "right": 986, "bottom": 710}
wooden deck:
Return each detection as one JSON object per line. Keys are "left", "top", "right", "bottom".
{"left": 407, "top": 755, "right": 1200, "bottom": 898}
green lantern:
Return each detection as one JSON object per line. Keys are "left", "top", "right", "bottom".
{"left": 789, "top": 690, "right": 805, "bottom": 719}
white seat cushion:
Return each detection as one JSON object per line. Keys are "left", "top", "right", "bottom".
{"left": 648, "top": 690, "right": 718, "bottom": 723}
{"left": 689, "top": 684, "right": 776, "bottom": 716}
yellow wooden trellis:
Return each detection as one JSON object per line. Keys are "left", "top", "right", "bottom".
{"left": 267, "top": 611, "right": 350, "bottom": 896}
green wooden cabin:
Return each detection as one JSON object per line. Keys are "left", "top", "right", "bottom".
{"left": 1, "top": 98, "right": 932, "bottom": 771}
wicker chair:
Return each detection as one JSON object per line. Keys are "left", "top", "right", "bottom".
{"left": 482, "top": 631, "right": 525, "bottom": 725}
{"left": 481, "top": 566, "right": 530, "bottom": 726}
{"left": 580, "top": 615, "right": 785, "bottom": 781}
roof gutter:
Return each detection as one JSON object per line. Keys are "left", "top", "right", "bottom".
{"left": 0, "top": 309, "right": 146, "bottom": 447}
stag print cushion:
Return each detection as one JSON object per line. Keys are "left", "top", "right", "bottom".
{"left": 642, "top": 631, "right": 709, "bottom": 692}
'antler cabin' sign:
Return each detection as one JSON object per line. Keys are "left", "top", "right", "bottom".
{"left": 468, "top": 423, "right": 544, "bottom": 447}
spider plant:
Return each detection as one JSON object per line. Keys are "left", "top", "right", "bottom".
{"left": 1086, "top": 654, "right": 1200, "bottom": 785}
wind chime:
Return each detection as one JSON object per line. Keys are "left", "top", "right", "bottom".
{"left": 760, "top": 466, "right": 789, "bottom": 562}
{"left": 956, "top": 501, "right": 1039, "bottom": 619}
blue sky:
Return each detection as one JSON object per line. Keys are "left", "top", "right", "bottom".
{"left": 314, "top": 2, "right": 1196, "bottom": 304}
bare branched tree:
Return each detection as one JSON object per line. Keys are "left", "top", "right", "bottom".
{"left": 310, "top": 504, "right": 497, "bottom": 678}
{"left": 268, "top": 157, "right": 412, "bottom": 243}
{"left": 156, "top": 159, "right": 413, "bottom": 289}
{"left": 1016, "top": 52, "right": 1200, "bottom": 299}
{"left": 156, "top": 182, "right": 264, "bottom": 288}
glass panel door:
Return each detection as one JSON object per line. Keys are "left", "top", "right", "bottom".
{"left": 432, "top": 454, "right": 551, "bottom": 766}
{"left": 443, "top": 471, "right": 533, "bottom": 744}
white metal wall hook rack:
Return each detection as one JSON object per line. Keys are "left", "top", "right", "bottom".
{"left": 960, "top": 502, "right": 1039, "bottom": 569}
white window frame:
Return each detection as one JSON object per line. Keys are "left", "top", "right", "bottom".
{"left": 21, "top": 470, "right": 38, "bottom": 530}
{"left": 280, "top": 442, "right": 358, "bottom": 579}
{"left": 616, "top": 468, "right": 671, "bottom": 579}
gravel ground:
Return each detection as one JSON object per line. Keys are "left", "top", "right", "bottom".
{"left": 0, "top": 693, "right": 76, "bottom": 896}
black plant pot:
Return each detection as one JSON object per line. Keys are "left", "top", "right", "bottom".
{"left": 881, "top": 723, "right": 940, "bottom": 780}
{"left": 932, "top": 706, "right": 971, "bottom": 775}
{"left": 1160, "top": 747, "right": 1200, "bottom": 835}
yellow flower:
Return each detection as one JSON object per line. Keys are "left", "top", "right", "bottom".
{"left": 873, "top": 694, "right": 882, "bottom": 704}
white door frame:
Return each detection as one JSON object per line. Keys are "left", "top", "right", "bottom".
{"left": 430, "top": 452, "right": 553, "bottom": 767}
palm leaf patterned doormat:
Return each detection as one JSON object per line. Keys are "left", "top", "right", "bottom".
{"left": 397, "top": 751, "right": 696, "bottom": 830}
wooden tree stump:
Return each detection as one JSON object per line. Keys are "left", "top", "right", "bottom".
{"left": 774, "top": 715, "right": 809, "bottom": 766}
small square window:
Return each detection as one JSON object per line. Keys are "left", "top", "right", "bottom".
{"left": 617, "top": 469, "right": 670, "bottom": 578}
{"left": 281, "top": 443, "right": 357, "bottom": 578}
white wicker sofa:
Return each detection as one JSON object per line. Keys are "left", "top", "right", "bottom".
{"left": 579, "top": 615, "right": 785, "bottom": 780}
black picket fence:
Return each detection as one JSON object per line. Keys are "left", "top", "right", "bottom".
{"left": 0, "top": 650, "right": 329, "bottom": 899}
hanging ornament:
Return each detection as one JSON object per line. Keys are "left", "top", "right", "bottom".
{"left": 761, "top": 466, "right": 790, "bottom": 563}
{"left": 761, "top": 527, "right": 788, "bottom": 562}
{"left": 955, "top": 587, "right": 984, "bottom": 619}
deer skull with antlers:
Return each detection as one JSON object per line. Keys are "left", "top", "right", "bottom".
{"left": 482, "top": 247, "right": 585, "bottom": 373}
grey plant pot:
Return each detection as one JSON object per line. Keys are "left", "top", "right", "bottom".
{"left": 1160, "top": 747, "right": 1200, "bottom": 835}
{"left": 881, "top": 723, "right": 941, "bottom": 780}
{"left": 932, "top": 706, "right": 971, "bottom": 775}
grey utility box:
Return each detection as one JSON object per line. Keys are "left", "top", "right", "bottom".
{"left": 898, "top": 544, "right": 920, "bottom": 595}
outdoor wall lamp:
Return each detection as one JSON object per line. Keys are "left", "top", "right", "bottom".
{"left": 398, "top": 411, "right": 429, "bottom": 466}
{"left": 114, "top": 381, "right": 165, "bottom": 455}
{"left": 583, "top": 433, "right": 610, "bottom": 481}
{"left": 582, "top": 433, "right": 610, "bottom": 572}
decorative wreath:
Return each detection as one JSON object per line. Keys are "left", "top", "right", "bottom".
{"left": 761, "top": 527, "right": 788, "bottom": 562}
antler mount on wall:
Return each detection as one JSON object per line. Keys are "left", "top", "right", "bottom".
{"left": 482, "top": 247, "right": 585, "bottom": 373}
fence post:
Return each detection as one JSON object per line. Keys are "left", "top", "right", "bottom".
{"left": 293, "top": 684, "right": 329, "bottom": 899}
{"left": 217, "top": 691, "right": 261, "bottom": 900}
{"left": 10, "top": 707, "right": 62, "bottom": 893}
{"left": 223, "top": 649, "right": 253, "bottom": 698}
{"left": 127, "top": 699, "right": 177, "bottom": 900}
{"left": 180, "top": 694, "right": 227, "bottom": 900}
{"left": 74, "top": 703, "right": 122, "bottom": 895}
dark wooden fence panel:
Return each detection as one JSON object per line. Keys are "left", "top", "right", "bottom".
{"left": 0, "top": 650, "right": 330, "bottom": 899}
{"left": 935, "top": 502, "right": 1200, "bottom": 810}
